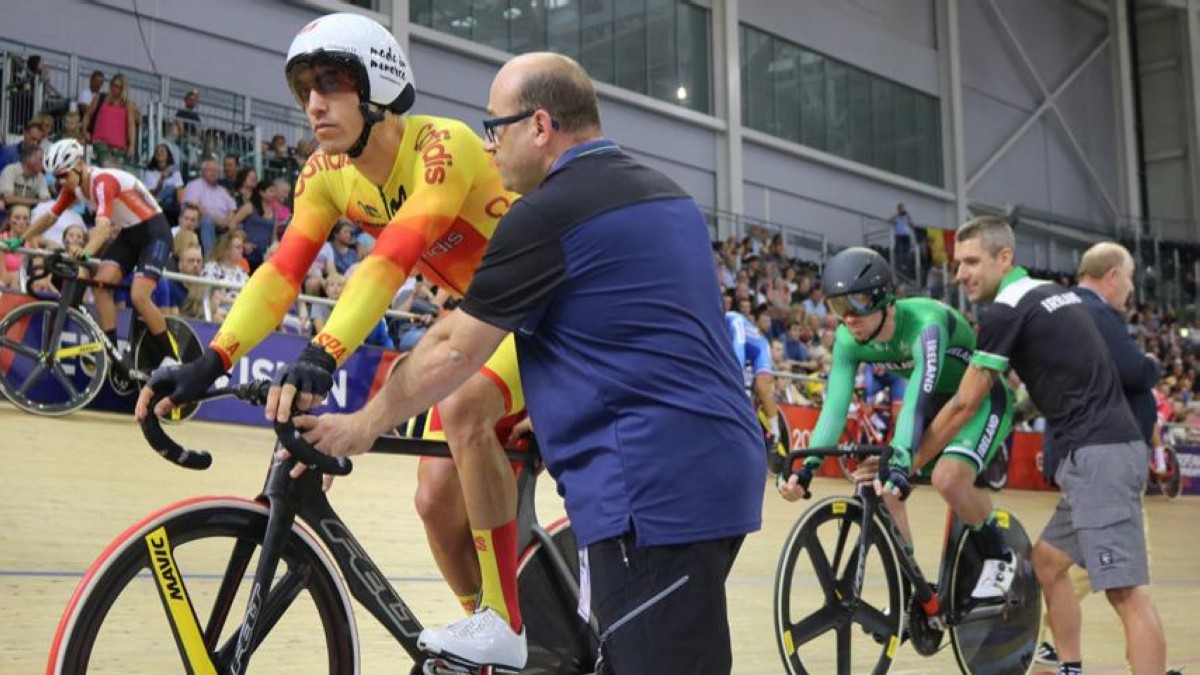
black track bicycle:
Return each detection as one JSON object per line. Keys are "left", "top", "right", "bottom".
{"left": 0, "top": 247, "right": 203, "bottom": 417}
{"left": 46, "top": 381, "right": 598, "bottom": 674}
{"left": 773, "top": 445, "right": 1042, "bottom": 675}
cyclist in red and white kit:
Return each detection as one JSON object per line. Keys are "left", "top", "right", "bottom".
{"left": 17, "top": 139, "right": 178, "bottom": 392}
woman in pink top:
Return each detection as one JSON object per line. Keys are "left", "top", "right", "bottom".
{"left": 1, "top": 205, "right": 30, "bottom": 289}
{"left": 83, "top": 73, "right": 139, "bottom": 165}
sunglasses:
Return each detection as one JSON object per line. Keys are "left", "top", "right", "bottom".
{"left": 481, "top": 110, "right": 559, "bottom": 144}
{"left": 287, "top": 59, "right": 361, "bottom": 107}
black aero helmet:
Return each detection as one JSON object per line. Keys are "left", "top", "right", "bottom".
{"left": 822, "top": 247, "right": 894, "bottom": 318}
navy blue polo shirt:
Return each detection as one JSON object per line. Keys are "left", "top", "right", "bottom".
{"left": 460, "top": 139, "right": 765, "bottom": 548}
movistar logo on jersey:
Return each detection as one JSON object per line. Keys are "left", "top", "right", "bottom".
{"left": 1040, "top": 291, "right": 1082, "bottom": 314}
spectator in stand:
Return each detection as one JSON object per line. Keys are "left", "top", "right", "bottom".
{"left": 163, "top": 242, "right": 204, "bottom": 317}
{"left": 174, "top": 89, "right": 202, "bottom": 140}
{"left": 265, "top": 133, "right": 300, "bottom": 177}
{"left": 755, "top": 305, "right": 783, "bottom": 342}
{"left": 0, "top": 121, "right": 47, "bottom": 172}
{"left": 172, "top": 229, "right": 200, "bottom": 270}
{"left": 327, "top": 220, "right": 360, "bottom": 274}
{"left": 271, "top": 177, "right": 293, "bottom": 224}
{"left": 783, "top": 320, "right": 818, "bottom": 373}
{"left": 888, "top": 202, "right": 915, "bottom": 278}
{"left": 23, "top": 56, "right": 68, "bottom": 121}
{"left": 714, "top": 249, "right": 735, "bottom": 289}
{"left": 231, "top": 179, "right": 282, "bottom": 271}
{"left": 0, "top": 205, "right": 31, "bottom": 289}
{"left": 77, "top": 70, "right": 104, "bottom": 117}
{"left": 143, "top": 143, "right": 184, "bottom": 224}
{"left": 294, "top": 136, "right": 317, "bottom": 166}
{"left": 801, "top": 282, "right": 827, "bottom": 320}
{"left": 83, "top": 73, "right": 139, "bottom": 166}
{"left": 0, "top": 142, "right": 50, "bottom": 210}
{"left": 54, "top": 110, "right": 86, "bottom": 145}
{"left": 30, "top": 198, "right": 84, "bottom": 250}
{"left": 309, "top": 272, "right": 344, "bottom": 335}
{"left": 174, "top": 202, "right": 200, "bottom": 238}
{"left": 182, "top": 159, "right": 236, "bottom": 255}
{"left": 29, "top": 113, "right": 55, "bottom": 154}
{"left": 219, "top": 153, "right": 240, "bottom": 195}
{"left": 201, "top": 230, "right": 249, "bottom": 322}
{"left": 763, "top": 232, "right": 788, "bottom": 269}
{"left": 229, "top": 166, "right": 258, "bottom": 210}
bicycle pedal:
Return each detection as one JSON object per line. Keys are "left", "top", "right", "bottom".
{"left": 421, "top": 659, "right": 517, "bottom": 675}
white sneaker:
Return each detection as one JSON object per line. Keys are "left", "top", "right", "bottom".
{"left": 971, "top": 551, "right": 1017, "bottom": 599}
{"left": 418, "top": 608, "right": 527, "bottom": 672}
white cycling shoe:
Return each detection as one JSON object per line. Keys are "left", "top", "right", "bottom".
{"left": 971, "top": 551, "right": 1017, "bottom": 599}
{"left": 418, "top": 607, "right": 527, "bottom": 673}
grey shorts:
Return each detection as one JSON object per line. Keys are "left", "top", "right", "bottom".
{"left": 1041, "top": 440, "right": 1150, "bottom": 592}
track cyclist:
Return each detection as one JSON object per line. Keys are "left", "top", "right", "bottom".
{"left": 9, "top": 138, "right": 180, "bottom": 392}
{"left": 726, "top": 308, "right": 785, "bottom": 467}
{"left": 777, "top": 247, "right": 1018, "bottom": 600}
{"left": 136, "top": 13, "right": 530, "bottom": 672}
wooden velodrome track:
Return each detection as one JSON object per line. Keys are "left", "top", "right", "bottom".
{"left": 2, "top": 402, "right": 1197, "bottom": 674}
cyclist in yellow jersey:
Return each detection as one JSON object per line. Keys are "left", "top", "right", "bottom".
{"left": 136, "top": 13, "right": 529, "bottom": 670}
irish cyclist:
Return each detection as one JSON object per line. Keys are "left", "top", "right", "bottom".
{"left": 12, "top": 138, "right": 180, "bottom": 392}
{"left": 136, "top": 13, "right": 528, "bottom": 671}
{"left": 726, "top": 307, "right": 784, "bottom": 465}
{"left": 777, "top": 247, "right": 1017, "bottom": 600}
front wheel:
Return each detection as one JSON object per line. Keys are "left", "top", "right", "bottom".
{"left": 947, "top": 508, "right": 1041, "bottom": 675}
{"left": 48, "top": 497, "right": 359, "bottom": 674}
{"left": 774, "top": 496, "right": 905, "bottom": 675}
{"left": 518, "top": 518, "right": 598, "bottom": 674}
{"left": 0, "top": 301, "right": 108, "bottom": 416}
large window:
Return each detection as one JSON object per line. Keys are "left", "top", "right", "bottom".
{"left": 410, "top": 0, "right": 711, "bottom": 113}
{"left": 740, "top": 24, "right": 943, "bottom": 187}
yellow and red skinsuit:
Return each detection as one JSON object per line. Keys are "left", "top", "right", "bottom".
{"left": 208, "top": 115, "right": 516, "bottom": 368}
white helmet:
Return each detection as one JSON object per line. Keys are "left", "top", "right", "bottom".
{"left": 286, "top": 13, "right": 415, "bottom": 115}
{"left": 44, "top": 138, "right": 84, "bottom": 175}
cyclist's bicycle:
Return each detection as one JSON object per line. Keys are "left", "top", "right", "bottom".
{"left": 774, "top": 444, "right": 1042, "bottom": 675}
{"left": 0, "top": 248, "right": 203, "bottom": 417}
{"left": 47, "top": 381, "right": 599, "bottom": 674}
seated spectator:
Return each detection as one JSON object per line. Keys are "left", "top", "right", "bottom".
{"left": 392, "top": 276, "right": 439, "bottom": 351}
{"left": 173, "top": 202, "right": 201, "bottom": 239}
{"left": 783, "top": 320, "right": 818, "bottom": 372}
{"left": 166, "top": 243, "right": 205, "bottom": 318}
{"left": 83, "top": 73, "right": 139, "bottom": 166}
{"left": 1, "top": 205, "right": 31, "bottom": 289}
{"left": 219, "top": 153, "right": 240, "bottom": 196}
{"left": 0, "top": 121, "right": 47, "bottom": 172}
{"left": 232, "top": 179, "right": 282, "bottom": 271}
{"left": 303, "top": 238, "right": 336, "bottom": 296}
{"left": 229, "top": 166, "right": 257, "bottom": 210}
{"left": 30, "top": 199, "right": 85, "bottom": 250}
{"left": 802, "top": 283, "right": 827, "bottom": 319}
{"left": 264, "top": 134, "right": 300, "bottom": 178}
{"left": 327, "top": 221, "right": 360, "bottom": 274}
{"left": 309, "top": 273, "right": 345, "bottom": 335}
{"left": 29, "top": 113, "right": 55, "bottom": 154}
{"left": 53, "top": 110, "right": 86, "bottom": 144}
{"left": 755, "top": 305, "right": 784, "bottom": 341}
{"left": 294, "top": 137, "right": 317, "bottom": 165}
{"left": 271, "top": 178, "right": 293, "bottom": 223}
{"left": 182, "top": 159, "right": 236, "bottom": 255}
{"left": 0, "top": 142, "right": 51, "bottom": 210}
{"left": 77, "top": 70, "right": 104, "bottom": 118}
{"left": 143, "top": 143, "right": 184, "bottom": 224}
{"left": 201, "top": 230, "right": 249, "bottom": 322}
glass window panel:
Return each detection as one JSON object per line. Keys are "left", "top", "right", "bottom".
{"left": 871, "top": 78, "right": 895, "bottom": 172}
{"left": 614, "top": 0, "right": 647, "bottom": 95}
{"left": 677, "top": 2, "right": 710, "bottom": 113}
{"left": 914, "top": 94, "right": 943, "bottom": 186}
{"left": 471, "top": 0, "right": 510, "bottom": 51}
{"left": 741, "top": 25, "right": 774, "bottom": 135}
{"left": 771, "top": 40, "right": 801, "bottom": 143}
{"left": 410, "top": 0, "right": 434, "bottom": 25}
{"left": 432, "top": 0, "right": 475, "bottom": 40}
{"left": 825, "top": 60, "right": 850, "bottom": 157}
{"left": 847, "top": 67, "right": 873, "bottom": 165}
{"left": 893, "top": 86, "right": 918, "bottom": 180}
{"left": 547, "top": 0, "right": 582, "bottom": 61}
{"left": 510, "top": 1, "right": 548, "bottom": 53}
{"left": 799, "top": 50, "right": 825, "bottom": 150}
{"left": 581, "top": 0, "right": 616, "bottom": 85}
{"left": 645, "top": 0, "right": 677, "bottom": 102}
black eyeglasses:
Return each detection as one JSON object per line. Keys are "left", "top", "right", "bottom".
{"left": 481, "top": 110, "right": 559, "bottom": 144}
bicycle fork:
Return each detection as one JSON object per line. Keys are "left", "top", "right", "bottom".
{"left": 860, "top": 488, "right": 944, "bottom": 629}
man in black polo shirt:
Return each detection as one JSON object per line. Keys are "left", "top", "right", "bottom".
{"left": 295, "top": 52, "right": 764, "bottom": 673}
{"left": 915, "top": 217, "right": 1165, "bottom": 675}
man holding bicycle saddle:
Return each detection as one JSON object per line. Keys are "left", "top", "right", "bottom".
{"left": 11, "top": 138, "right": 180, "bottom": 392}
{"left": 137, "top": 13, "right": 534, "bottom": 672}
{"left": 777, "top": 247, "right": 1018, "bottom": 601}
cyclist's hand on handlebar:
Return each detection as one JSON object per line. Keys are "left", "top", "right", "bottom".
{"left": 506, "top": 415, "right": 534, "bottom": 445}
{"left": 267, "top": 343, "right": 336, "bottom": 423}
{"left": 282, "top": 412, "right": 374, "bottom": 480}
{"left": 136, "top": 349, "right": 227, "bottom": 420}
{"left": 852, "top": 456, "right": 881, "bottom": 482}
{"left": 777, "top": 460, "right": 819, "bottom": 502}
{"left": 874, "top": 446, "right": 913, "bottom": 500}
